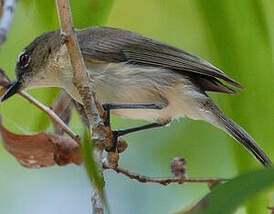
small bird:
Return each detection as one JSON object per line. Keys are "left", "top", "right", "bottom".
{"left": 1, "top": 26, "right": 271, "bottom": 166}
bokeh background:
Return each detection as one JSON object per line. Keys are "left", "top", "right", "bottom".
{"left": 0, "top": 0, "right": 273, "bottom": 213}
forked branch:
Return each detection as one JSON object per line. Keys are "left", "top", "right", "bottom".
{"left": 55, "top": 1, "right": 109, "bottom": 213}
{"left": 103, "top": 164, "right": 227, "bottom": 186}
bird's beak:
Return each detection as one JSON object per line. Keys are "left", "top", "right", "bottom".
{"left": 1, "top": 81, "right": 21, "bottom": 103}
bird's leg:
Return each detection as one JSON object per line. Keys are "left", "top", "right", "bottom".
{"left": 114, "top": 122, "right": 169, "bottom": 137}
{"left": 102, "top": 103, "right": 164, "bottom": 152}
{"left": 106, "top": 122, "right": 169, "bottom": 152}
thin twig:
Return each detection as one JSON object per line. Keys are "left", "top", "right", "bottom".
{"left": 104, "top": 164, "right": 228, "bottom": 186}
{"left": 0, "top": 0, "right": 18, "bottom": 46}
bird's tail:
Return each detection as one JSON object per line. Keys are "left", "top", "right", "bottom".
{"left": 200, "top": 99, "right": 272, "bottom": 167}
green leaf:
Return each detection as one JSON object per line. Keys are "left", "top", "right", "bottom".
{"left": 81, "top": 128, "right": 106, "bottom": 207}
{"left": 194, "top": 169, "right": 274, "bottom": 214}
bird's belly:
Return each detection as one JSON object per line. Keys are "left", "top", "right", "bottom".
{"left": 110, "top": 103, "right": 187, "bottom": 124}
{"left": 94, "top": 82, "right": 203, "bottom": 124}
{"left": 68, "top": 62, "right": 206, "bottom": 123}
{"left": 111, "top": 108, "right": 166, "bottom": 122}
{"left": 94, "top": 84, "right": 170, "bottom": 123}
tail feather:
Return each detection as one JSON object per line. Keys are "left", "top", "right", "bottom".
{"left": 202, "top": 99, "right": 272, "bottom": 167}
{"left": 217, "top": 112, "right": 272, "bottom": 167}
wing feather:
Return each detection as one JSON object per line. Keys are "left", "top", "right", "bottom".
{"left": 78, "top": 27, "right": 244, "bottom": 90}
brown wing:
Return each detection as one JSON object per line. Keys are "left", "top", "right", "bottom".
{"left": 78, "top": 26, "right": 243, "bottom": 92}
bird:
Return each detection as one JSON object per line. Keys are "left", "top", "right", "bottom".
{"left": 1, "top": 26, "right": 272, "bottom": 166}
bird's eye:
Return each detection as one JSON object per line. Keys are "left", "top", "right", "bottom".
{"left": 19, "top": 53, "right": 31, "bottom": 68}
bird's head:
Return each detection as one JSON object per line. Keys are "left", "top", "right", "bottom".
{"left": 1, "top": 30, "right": 63, "bottom": 102}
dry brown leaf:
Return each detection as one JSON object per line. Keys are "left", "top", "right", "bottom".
{"left": 0, "top": 115, "right": 82, "bottom": 168}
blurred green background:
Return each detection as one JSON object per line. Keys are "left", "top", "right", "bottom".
{"left": 0, "top": 0, "right": 273, "bottom": 213}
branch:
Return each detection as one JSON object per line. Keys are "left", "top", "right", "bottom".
{"left": 103, "top": 164, "right": 228, "bottom": 186}
{"left": 0, "top": 0, "right": 18, "bottom": 47}
{"left": 55, "top": 1, "right": 111, "bottom": 213}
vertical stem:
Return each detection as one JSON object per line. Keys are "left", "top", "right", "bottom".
{"left": 55, "top": 0, "right": 110, "bottom": 213}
